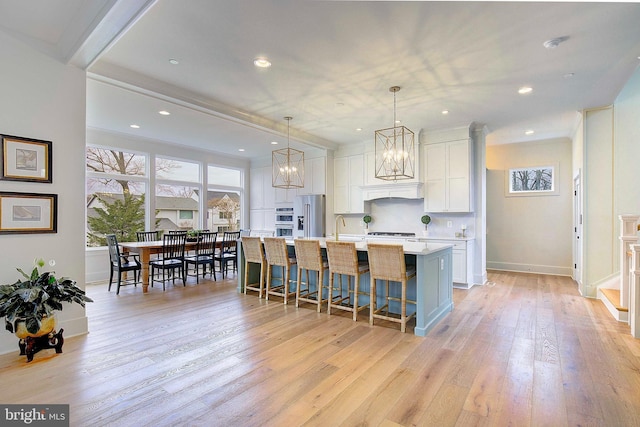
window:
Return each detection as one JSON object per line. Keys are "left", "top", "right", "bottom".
{"left": 207, "top": 164, "right": 242, "bottom": 233}
{"left": 506, "top": 164, "right": 558, "bottom": 197}
{"left": 179, "top": 210, "right": 194, "bottom": 219}
{"left": 86, "top": 147, "right": 148, "bottom": 247}
{"left": 156, "top": 184, "right": 200, "bottom": 232}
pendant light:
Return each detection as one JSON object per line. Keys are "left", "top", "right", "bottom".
{"left": 272, "top": 116, "right": 304, "bottom": 188}
{"left": 374, "top": 86, "right": 415, "bottom": 181}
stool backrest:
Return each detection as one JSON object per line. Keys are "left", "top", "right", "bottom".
{"left": 263, "top": 237, "right": 291, "bottom": 267}
{"left": 294, "top": 239, "right": 323, "bottom": 271}
{"left": 242, "top": 236, "right": 265, "bottom": 264}
{"left": 366, "top": 243, "right": 407, "bottom": 282}
{"left": 325, "top": 241, "right": 360, "bottom": 276}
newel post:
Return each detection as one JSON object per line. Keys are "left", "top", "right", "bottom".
{"left": 630, "top": 244, "right": 640, "bottom": 338}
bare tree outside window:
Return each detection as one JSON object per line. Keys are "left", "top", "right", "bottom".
{"left": 509, "top": 166, "right": 554, "bottom": 193}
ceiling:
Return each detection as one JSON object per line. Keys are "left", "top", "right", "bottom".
{"left": 2, "top": 1, "right": 640, "bottom": 160}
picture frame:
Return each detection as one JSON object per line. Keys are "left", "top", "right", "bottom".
{"left": 0, "top": 192, "right": 57, "bottom": 234}
{"left": 1, "top": 134, "right": 52, "bottom": 183}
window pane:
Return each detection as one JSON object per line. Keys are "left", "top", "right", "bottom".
{"left": 156, "top": 157, "right": 200, "bottom": 182}
{"left": 179, "top": 210, "right": 194, "bottom": 219}
{"left": 86, "top": 147, "right": 146, "bottom": 176}
{"left": 156, "top": 185, "right": 199, "bottom": 231}
{"left": 207, "top": 190, "right": 240, "bottom": 232}
{"left": 208, "top": 165, "right": 241, "bottom": 186}
{"left": 86, "top": 178, "right": 146, "bottom": 247}
{"left": 509, "top": 167, "right": 554, "bottom": 192}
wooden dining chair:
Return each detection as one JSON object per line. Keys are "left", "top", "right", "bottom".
{"left": 215, "top": 231, "right": 240, "bottom": 278}
{"left": 294, "top": 239, "right": 328, "bottom": 312}
{"left": 367, "top": 243, "right": 417, "bottom": 333}
{"left": 325, "top": 240, "right": 370, "bottom": 321}
{"left": 136, "top": 231, "right": 159, "bottom": 242}
{"left": 184, "top": 231, "right": 218, "bottom": 283}
{"left": 106, "top": 234, "right": 141, "bottom": 295}
{"left": 149, "top": 233, "right": 187, "bottom": 290}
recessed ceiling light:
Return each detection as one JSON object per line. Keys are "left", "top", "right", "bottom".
{"left": 158, "top": 110, "right": 170, "bottom": 115}
{"left": 238, "top": 148, "right": 245, "bottom": 152}
{"left": 355, "top": 128, "right": 362, "bottom": 132}
{"left": 442, "top": 110, "right": 449, "bottom": 115}
{"left": 130, "top": 124, "right": 140, "bottom": 129}
{"left": 271, "top": 141, "right": 278, "bottom": 145}
{"left": 395, "top": 120, "right": 401, "bottom": 124}
{"left": 253, "top": 57, "right": 271, "bottom": 68}
{"left": 169, "top": 59, "right": 179, "bottom": 65}
{"left": 525, "top": 129, "right": 535, "bottom": 135}
{"left": 518, "top": 86, "right": 533, "bottom": 95}
{"left": 563, "top": 73, "right": 575, "bottom": 79}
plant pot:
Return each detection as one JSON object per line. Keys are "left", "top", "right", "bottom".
{"left": 14, "top": 315, "right": 56, "bottom": 339}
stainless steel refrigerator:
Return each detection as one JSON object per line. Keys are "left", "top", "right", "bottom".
{"left": 293, "top": 194, "right": 326, "bottom": 238}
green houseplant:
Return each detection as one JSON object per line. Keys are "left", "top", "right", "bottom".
{"left": 421, "top": 214, "right": 431, "bottom": 231}
{"left": 0, "top": 258, "right": 93, "bottom": 338}
{"left": 362, "top": 215, "right": 372, "bottom": 229}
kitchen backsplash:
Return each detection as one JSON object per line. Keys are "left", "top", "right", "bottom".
{"left": 336, "top": 198, "right": 475, "bottom": 238}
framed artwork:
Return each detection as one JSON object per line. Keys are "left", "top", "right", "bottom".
{"left": 1, "top": 134, "right": 52, "bottom": 183}
{"left": 0, "top": 192, "right": 57, "bottom": 234}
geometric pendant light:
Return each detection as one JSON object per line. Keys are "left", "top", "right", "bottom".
{"left": 374, "top": 86, "right": 415, "bottom": 181}
{"left": 272, "top": 116, "right": 304, "bottom": 188}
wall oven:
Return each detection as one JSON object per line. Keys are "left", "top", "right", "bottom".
{"left": 275, "top": 207, "right": 294, "bottom": 237}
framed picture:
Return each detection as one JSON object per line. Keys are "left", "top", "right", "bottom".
{"left": 1, "top": 134, "right": 52, "bottom": 183}
{"left": 0, "top": 192, "right": 57, "bottom": 234}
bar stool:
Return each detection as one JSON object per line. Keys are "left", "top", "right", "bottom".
{"left": 241, "top": 236, "right": 266, "bottom": 298}
{"left": 367, "top": 243, "right": 417, "bottom": 333}
{"left": 263, "top": 237, "right": 297, "bottom": 304}
{"left": 294, "top": 239, "right": 329, "bottom": 312}
{"left": 325, "top": 240, "right": 370, "bottom": 321}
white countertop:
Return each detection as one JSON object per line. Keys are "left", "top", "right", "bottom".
{"left": 285, "top": 236, "right": 453, "bottom": 256}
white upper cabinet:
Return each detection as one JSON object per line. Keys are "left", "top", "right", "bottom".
{"left": 298, "top": 156, "right": 326, "bottom": 195}
{"left": 334, "top": 154, "right": 368, "bottom": 214}
{"left": 422, "top": 127, "right": 474, "bottom": 213}
{"left": 250, "top": 166, "right": 275, "bottom": 209}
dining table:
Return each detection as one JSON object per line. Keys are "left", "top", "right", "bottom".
{"left": 119, "top": 239, "right": 205, "bottom": 293}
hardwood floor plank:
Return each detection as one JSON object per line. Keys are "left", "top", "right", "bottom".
{"left": 0, "top": 272, "right": 639, "bottom": 426}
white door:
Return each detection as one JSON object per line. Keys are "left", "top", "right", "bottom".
{"left": 573, "top": 173, "right": 583, "bottom": 291}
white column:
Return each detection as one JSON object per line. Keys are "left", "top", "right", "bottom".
{"left": 619, "top": 215, "right": 639, "bottom": 308}
{"left": 630, "top": 244, "right": 640, "bottom": 338}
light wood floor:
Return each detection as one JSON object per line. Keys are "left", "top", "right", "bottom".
{"left": 1, "top": 270, "right": 639, "bottom": 426}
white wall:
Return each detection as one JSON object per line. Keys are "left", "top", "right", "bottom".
{"left": 486, "top": 138, "right": 574, "bottom": 276}
{"left": 0, "top": 30, "right": 87, "bottom": 354}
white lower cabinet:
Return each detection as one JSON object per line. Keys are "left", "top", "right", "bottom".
{"left": 427, "top": 238, "right": 474, "bottom": 287}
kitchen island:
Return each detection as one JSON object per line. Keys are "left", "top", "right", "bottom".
{"left": 238, "top": 237, "right": 453, "bottom": 337}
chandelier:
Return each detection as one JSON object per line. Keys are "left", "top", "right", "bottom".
{"left": 272, "top": 116, "right": 304, "bottom": 189}
{"left": 374, "top": 86, "right": 415, "bottom": 181}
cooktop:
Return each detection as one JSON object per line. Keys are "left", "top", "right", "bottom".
{"left": 367, "top": 231, "right": 416, "bottom": 237}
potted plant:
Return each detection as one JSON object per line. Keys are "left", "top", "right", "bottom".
{"left": 0, "top": 258, "right": 93, "bottom": 361}
{"left": 421, "top": 214, "right": 431, "bottom": 236}
{"left": 362, "top": 215, "right": 372, "bottom": 234}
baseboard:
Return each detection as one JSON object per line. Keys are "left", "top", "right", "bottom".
{"left": 486, "top": 261, "right": 572, "bottom": 276}
{"left": 597, "top": 288, "right": 628, "bottom": 322}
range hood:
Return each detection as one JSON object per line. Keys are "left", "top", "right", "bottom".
{"left": 360, "top": 182, "right": 424, "bottom": 201}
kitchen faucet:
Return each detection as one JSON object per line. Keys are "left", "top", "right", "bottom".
{"left": 335, "top": 215, "right": 345, "bottom": 241}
